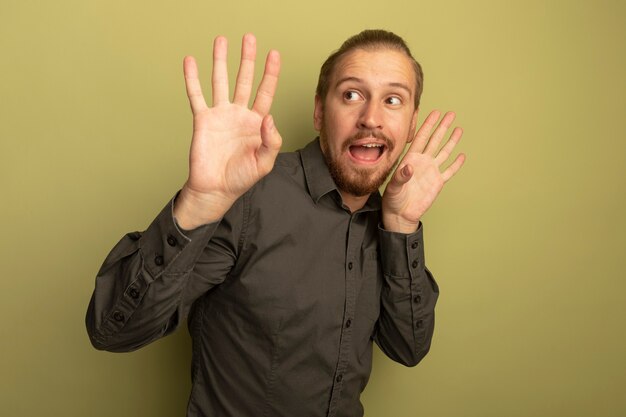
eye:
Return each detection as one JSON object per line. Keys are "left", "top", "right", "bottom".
{"left": 343, "top": 90, "right": 362, "bottom": 101}
{"left": 386, "top": 96, "right": 402, "bottom": 105}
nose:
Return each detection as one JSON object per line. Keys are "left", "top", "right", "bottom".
{"left": 358, "top": 101, "right": 383, "bottom": 130}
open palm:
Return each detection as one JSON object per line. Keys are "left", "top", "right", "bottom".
{"left": 176, "top": 34, "right": 282, "bottom": 229}
{"left": 382, "top": 111, "right": 465, "bottom": 233}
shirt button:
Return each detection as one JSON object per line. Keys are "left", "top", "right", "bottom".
{"left": 336, "top": 374, "right": 343, "bottom": 383}
{"left": 348, "top": 262, "right": 353, "bottom": 270}
{"left": 413, "top": 295, "right": 421, "bottom": 304}
{"left": 113, "top": 311, "right": 125, "bottom": 322}
{"left": 411, "top": 241, "right": 419, "bottom": 249}
{"left": 167, "top": 235, "right": 177, "bottom": 247}
{"left": 412, "top": 260, "right": 419, "bottom": 268}
{"left": 415, "top": 320, "right": 423, "bottom": 329}
{"left": 155, "top": 255, "right": 164, "bottom": 266}
{"left": 345, "top": 319, "right": 352, "bottom": 328}
{"left": 129, "top": 287, "right": 140, "bottom": 299}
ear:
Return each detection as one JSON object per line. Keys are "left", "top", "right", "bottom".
{"left": 313, "top": 95, "right": 324, "bottom": 131}
{"left": 407, "top": 107, "right": 419, "bottom": 143}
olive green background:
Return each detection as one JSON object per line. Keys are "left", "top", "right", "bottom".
{"left": 1, "top": 0, "right": 625, "bottom": 416}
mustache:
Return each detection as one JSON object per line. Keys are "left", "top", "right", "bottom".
{"left": 342, "top": 130, "right": 394, "bottom": 152}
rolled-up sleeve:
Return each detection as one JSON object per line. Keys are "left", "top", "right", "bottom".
{"left": 374, "top": 223, "right": 439, "bottom": 367}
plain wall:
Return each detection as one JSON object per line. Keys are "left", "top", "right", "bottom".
{"left": 1, "top": 0, "right": 625, "bottom": 416}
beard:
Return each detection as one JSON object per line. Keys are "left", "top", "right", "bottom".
{"left": 320, "top": 125, "right": 398, "bottom": 197}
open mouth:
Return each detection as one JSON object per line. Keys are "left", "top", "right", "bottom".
{"left": 348, "top": 142, "right": 386, "bottom": 163}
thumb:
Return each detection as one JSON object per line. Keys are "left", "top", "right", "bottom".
{"left": 391, "top": 164, "right": 413, "bottom": 187}
{"left": 257, "top": 114, "right": 283, "bottom": 175}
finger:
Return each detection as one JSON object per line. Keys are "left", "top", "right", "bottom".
{"left": 252, "top": 49, "right": 281, "bottom": 115}
{"left": 442, "top": 153, "right": 466, "bottom": 182}
{"left": 233, "top": 33, "right": 257, "bottom": 106}
{"left": 257, "top": 114, "right": 283, "bottom": 176}
{"left": 212, "top": 36, "right": 229, "bottom": 106}
{"left": 183, "top": 56, "right": 208, "bottom": 114}
{"left": 407, "top": 110, "right": 441, "bottom": 154}
{"left": 435, "top": 127, "right": 463, "bottom": 166}
{"left": 424, "top": 111, "right": 456, "bottom": 156}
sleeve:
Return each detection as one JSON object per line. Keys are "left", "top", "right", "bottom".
{"left": 373, "top": 223, "right": 439, "bottom": 367}
{"left": 85, "top": 193, "right": 244, "bottom": 352}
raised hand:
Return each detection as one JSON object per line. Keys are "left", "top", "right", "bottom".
{"left": 382, "top": 111, "right": 465, "bottom": 234}
{"left": 174, "top": 34, "right": 282, "bottom": 229}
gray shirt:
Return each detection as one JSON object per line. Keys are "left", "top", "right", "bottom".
{"left": 86, "top": 138, "right": 439, "bottom": 417}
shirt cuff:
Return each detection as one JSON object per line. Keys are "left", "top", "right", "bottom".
{"left": 138, "top": 194, "right": 219, "bottom": 278}
{"left": 378, "top": 222, "right": 424, "bottom": 279}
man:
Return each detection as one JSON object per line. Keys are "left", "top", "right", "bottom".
{"left": 86, "top": 29, "right": 465, "bottom": 417}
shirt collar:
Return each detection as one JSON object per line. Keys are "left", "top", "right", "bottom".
{"left": 299, "top": 137, "right": 382, "bottom": 212}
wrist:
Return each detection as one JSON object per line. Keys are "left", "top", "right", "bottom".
{"left": 381, "top": 214, "right": 420, "bottom": 234}
{"left": 173, "top": 184, "right": 234, "bottom": 230}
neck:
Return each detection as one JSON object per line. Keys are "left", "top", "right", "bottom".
{"left": 339, "top": 190, "right": 370, "bottom": 213}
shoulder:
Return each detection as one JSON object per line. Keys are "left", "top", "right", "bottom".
{"left": 264, "top": 148, "right": 306, "bottom": 183}
{"left": 245, "top": 148, "right": 309, "bottom": 207}
{"left": 274, "top": 149, "right": 303, "bottom": 169}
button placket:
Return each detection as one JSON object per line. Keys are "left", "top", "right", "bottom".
{"left": 328, "top": 214, "right": 363, "bottom": 415}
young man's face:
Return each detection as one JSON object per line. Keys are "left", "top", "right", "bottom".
{"left": 314, "top": 48, "right": 419, "bottom": 197}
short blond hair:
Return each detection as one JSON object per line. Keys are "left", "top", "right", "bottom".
{"left": 316, "top": 29, "right": 424, "bottom": 109}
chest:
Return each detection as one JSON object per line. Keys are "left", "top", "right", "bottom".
{"left": 213, "top": 202, "right": 382, "bottom": 338}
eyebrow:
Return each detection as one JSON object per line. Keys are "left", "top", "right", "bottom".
{"left": 335, "top": 76, "right": 413, "bottom": 96}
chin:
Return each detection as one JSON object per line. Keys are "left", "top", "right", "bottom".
{"left": 331, "top": 162, "right": 392, "bottom": 197}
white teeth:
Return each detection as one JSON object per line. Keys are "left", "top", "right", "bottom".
{"left": 361, "top": 144, "right": 383, "bottom": 148}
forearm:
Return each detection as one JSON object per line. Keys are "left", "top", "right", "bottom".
{"left": 85, "top": 195, "right": 220, "bottom": 352}
{"left": 374, "top": 223, "right": 439, "bottom": 366}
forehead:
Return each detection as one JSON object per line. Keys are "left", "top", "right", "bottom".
{"left": 330, "top": 48, "right": 416, "bottom": 93}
